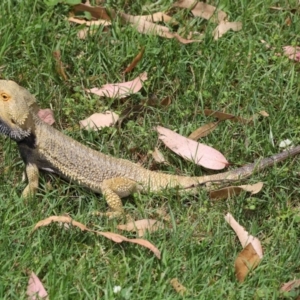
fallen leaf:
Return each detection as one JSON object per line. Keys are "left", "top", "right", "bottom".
{"left": 37, "top": 109, "right": 55, "bottom": 125}
{"left": 124, "top": 47, "right": 145, "bottom": 74}
{"left": 235, "top": 243, "right": 261, "bottom": 282}
{"left": 117, "top": 219, "right": 164, "bottom": 237}
{"left": 73, "top": 3, "right": 115, "bottom": 21}
{"left": 281, "top": 279, "right": 300, "bottom": 292}
{"left": 213, "top": 20, "right": 242, "bottom": 40}
{"left": 120, "top": 13, "right": 202, "bottom": 44}
{"left": 155, "top": 126, "right": 228, "bottom": 170}
{"left": 203, "top": 109, "right": 251, "bottom": 124}
{"left": 68, "top": 16, "right": 111, "bottom": 26}
{"left": 32, "top": 215, "right": 161, "bottom": 259}
{"left": 160, "top": 96, "right": 171, "bottom": 107}
{"left": 258, "top": 110, "right": 269, "bottom": 117}
{"left": 188, "top": 122, "right": 218, "bottom": 140}
{"left": 285, "top": 16, "right": 292, "bottom": 26}
{"left": 209, "top": 182, "right": 263, "bottom": 200}
{"left": 173, "top": 0, "right": 227, "bottom": 23}
{"left": 151, "top": 147, "right": 168, "bottom": 164}
{"left": 170, "top": 278, "right": 187, "bottom": 296}
{"left": 224, "top": 213, "right": 263, "bottom": 258}
{"left": 283, "top": 45, "right": 300, "bottom": 61}
{"left": 26, "top": 272, "right": 49, "bottom": 300}
{"left": 79, "top": 111, "right": 119, "bottom": 130}
{"left": 87, "top": 72, "right": 147, "bottom": 98}
{"left": 134, "top": 12, "right": 177, "bottom": 24}
{"left": 225, "top": 213, "right": 263, "bottom": 282}
{"left": 53, "top": 50, "right": 68, "bottom": 81}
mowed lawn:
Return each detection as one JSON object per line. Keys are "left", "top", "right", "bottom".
{"left": 0, "top": 0, "right": 300, "bottom": 299}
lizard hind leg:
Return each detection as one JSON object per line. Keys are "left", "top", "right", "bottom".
{"left": 100, "top": 177, "right": 138, "bottom": 218}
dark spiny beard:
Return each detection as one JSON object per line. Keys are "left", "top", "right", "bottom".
{"left": 0, "top": 120, "right": 31, "bottom": 141}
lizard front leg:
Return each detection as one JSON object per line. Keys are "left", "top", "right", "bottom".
{"left": 21, "top": 163, "right": 39, "bottom": 198}
{"left": 99, "top": 177, "right": 139, "bottom": 218}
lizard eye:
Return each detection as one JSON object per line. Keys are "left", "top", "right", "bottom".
{"left": 1, "top": 93, "right": 10, "bottom": 101}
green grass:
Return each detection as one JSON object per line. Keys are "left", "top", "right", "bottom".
{"left": 1, "top": 0, "right": 300, "bottom": 299}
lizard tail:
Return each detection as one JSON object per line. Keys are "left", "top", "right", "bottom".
{"left": 166, "top": 145, "right": 300, "bottom": 190}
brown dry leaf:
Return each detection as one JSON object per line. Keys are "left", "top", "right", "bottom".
{"left": 213, "top": 20, "right": 242, "bottom": 40}
{"left": 117, "top": 219, "right": 164, "bottom": 237}
{"left": 285, "top": 16, "right": 292, "bottom": 26}
{"left": 68, "top": 16, "right": 111, "bottom": 26}
{"left": 53, "top": 50, "right": 68, "bottom": 81}
{"left": 210, "top": 182, "right": 264, "bottom": 200}
{"left": 87, "top": 72, "right": 147, "bottom": 98}
{"left": 37, "top": 109, "right": 55, "bottom": 125}
{"left": 120, "top": 13, "right": 202, "bottom": 44}
{"left": 32, "top": 215, "right": 161, "bottom": 259}
{"left": 135, "top": 12, "right": 177, "bottom": 24}
{"left": 96, "top": 231, "right": 161, "bottom": 258}
{"left": 73, "top": 3, "right": 115, "bottom": 20}
{"left": 224, "top": 213, "right": 263, "bottom": 257}
{"left": 26, "top": 272, "right": 49, "bottom": 300}
{"left": 33, "top": 215, "right": 88, "bottom": 232}
{"left": 156, "top": 126, "right": 228, "bottom": 170}
{"left": 188, "top": 122, "right": 218, "bottom": 140}
{"left": 151, "top": 147, "right": 168, "bottom": 164}
{"left": 79, "top": 111, "right": 119, "bottom": 130}
{"left": 173, "top": 0, "right": 227, "bottom": 23}
{"left": 203, "top": 109, "right": 251, "bottom": 124}
{"left": 258, "top": 110, "right": 269, "bottom": 117}
{"left": 160, "top": 96, "right": 171, "bottom": 107}
{"left": 281, "top": 279, "right": 300, "bottom": 292}
{"left": 225, "top": 213, "right": 263, "bottom": 282}
{"left": 170, "top": 278, "right": 187, "bottom": 296}
{"left": 235, "top": 243, "right": 261, "bottom": 282}
{"left": 124, "top": 47, "right": 145, "bottom": 74}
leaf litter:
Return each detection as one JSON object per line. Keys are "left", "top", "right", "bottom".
{"left": 32, "top": 215, "right": 161, "bottom": 259}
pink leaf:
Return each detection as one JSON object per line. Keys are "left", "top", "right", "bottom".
{"left": 79, "top": 111, "right": 119, "bottom": 130}
{"left": 37, "top": 109, "right": 55, "bottom": 125}
{"left": 283, "top": 45, "right": 300, "bottom": 61}
{"left": 87, "top": 72, "right": 147, "bottom": 98}
{"left": 155, "top": 126, "right": 228, "bottom": 170}
{"left": 26, "top": 272, "right": 49, "bottom": 300}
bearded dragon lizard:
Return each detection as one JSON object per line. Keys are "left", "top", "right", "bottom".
{"left": 0, "top": 80, "right": 299, "bottom": 217}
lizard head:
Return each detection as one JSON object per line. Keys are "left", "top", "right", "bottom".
{"left": 0, "top": 80, "right": 36, "bottom": 141}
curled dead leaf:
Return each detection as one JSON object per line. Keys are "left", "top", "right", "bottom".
{"left": 209, "top": 182, "right": 263, "bottom": 200}
{"left": 224, "top": 213, "right": 263, "bottom": 258}
{"left": 32, "top": 215, "right": 161, "bottom": 259}
{"left": 225, "top": 213, "right": 263, "bottom": 282}
{"left": 213, "top": 20, "right": 242, "bottom": 40}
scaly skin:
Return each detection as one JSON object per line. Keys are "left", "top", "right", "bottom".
{"left": 0, "top": 80, "right": 299, "bottom": 217}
